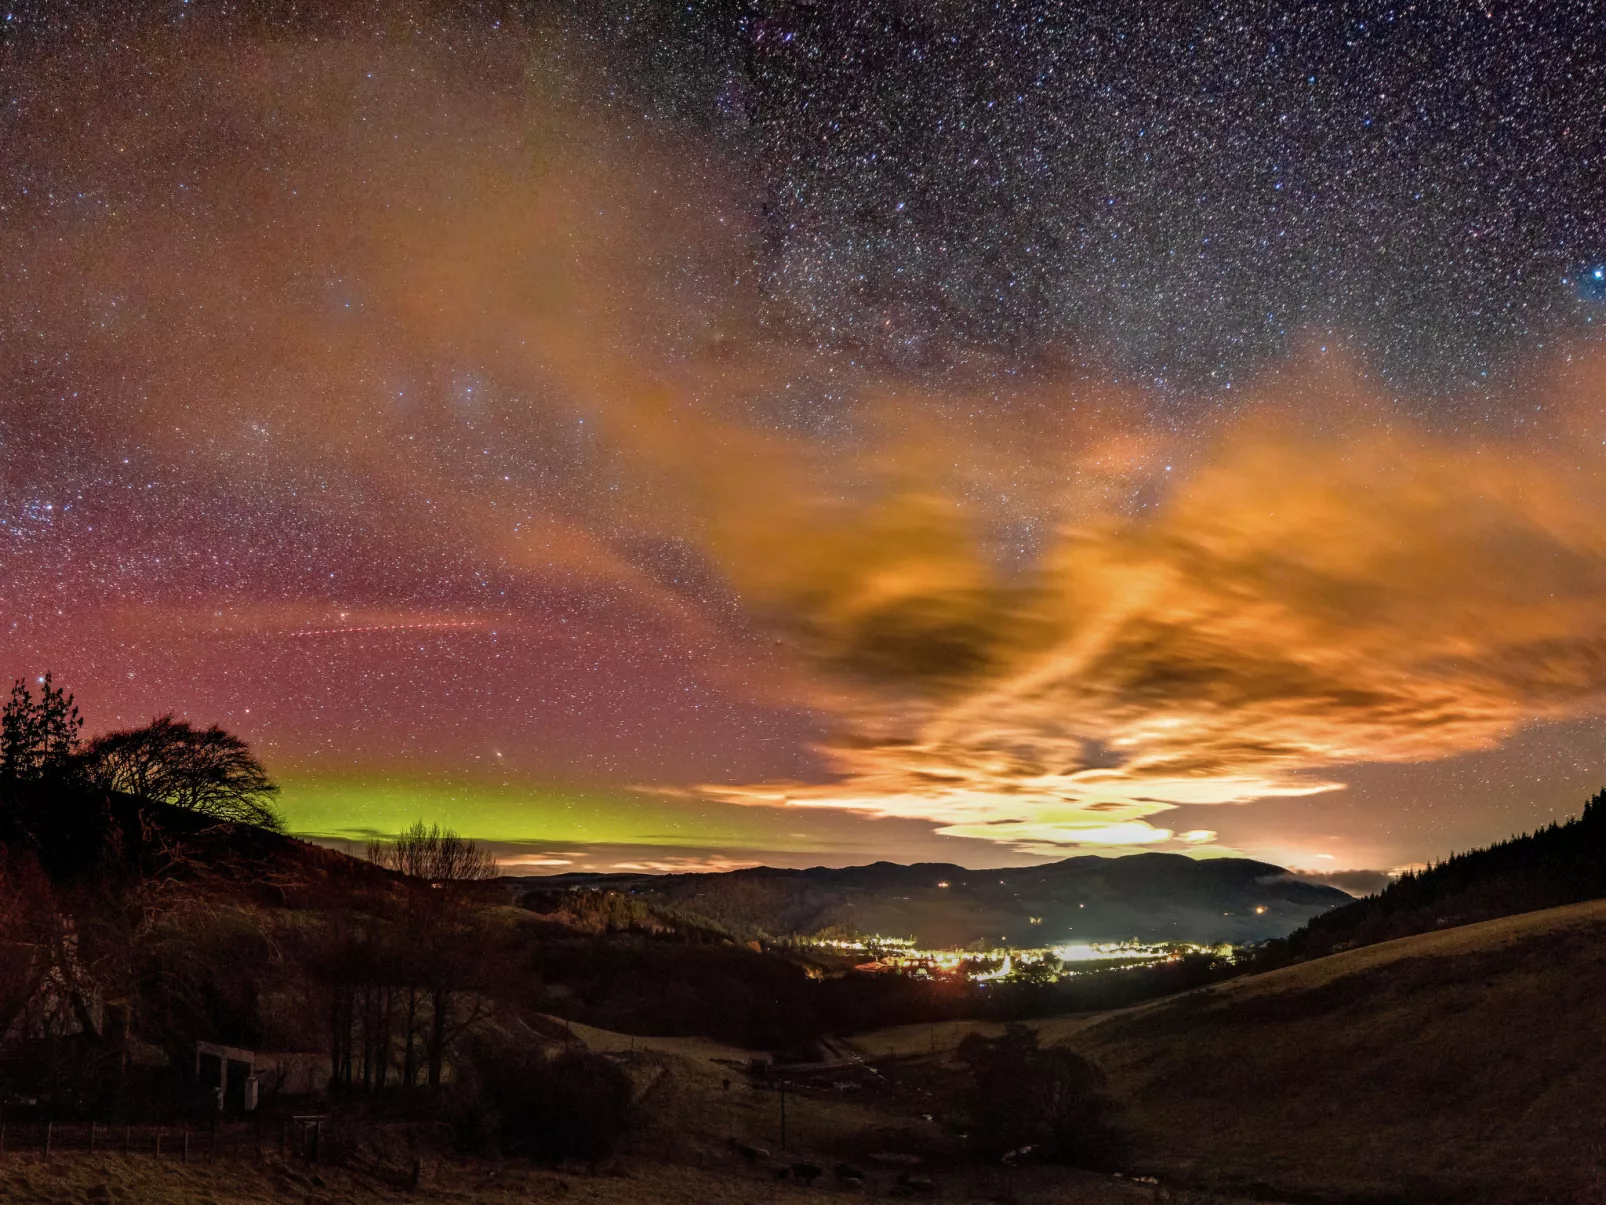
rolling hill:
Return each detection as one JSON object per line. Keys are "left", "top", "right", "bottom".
{"left": 513, "top": 852, "right": 1353, "bottom": 947}
{"left": 1053, "top": 898, "right": 1606, "bottom": 1202}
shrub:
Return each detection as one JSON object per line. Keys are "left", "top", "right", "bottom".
{"left": 958, "top": 1023, "right": 1119, "bottom": 1165}
{"left": 455, "top": 1040, "right": 632, "bottom": 1162}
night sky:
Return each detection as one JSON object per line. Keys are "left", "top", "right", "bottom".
{"left": 3, "top": 1, "right": 1606, "bottom": 884}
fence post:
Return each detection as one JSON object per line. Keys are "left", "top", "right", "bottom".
{"left": 43, "top": 1121, "right": 51, "bottom": 1162}
{"left": 124, "top": 1123, "right": 130, "bottom": 1157}
{"left": 156, "top": 1128, "right": 162, "bottom": 1159}
{"left": 183, "top": 1128, "right": 189, "bottom": 1163}
{"left": 89, "top": 1121, "right": 96, "bottom": 1153}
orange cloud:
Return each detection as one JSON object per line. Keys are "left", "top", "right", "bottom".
{"left": 698, "top": 369, "right": 1606, "bottom": 853}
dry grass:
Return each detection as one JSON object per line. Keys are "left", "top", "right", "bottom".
{"left": 846, "top": 1013, "right": 1115, "bottom": 1063}
{"left": 560, "top": 1013, "right": 1278, "bottom": 1202}
{"left": 0, "top": 1152, "right": 1264, "bottom": 1205}
{"left": 0, "top": 1009, "right": 1283, "bottom": 1205}
{"left": 843, "top": 902, "right": 1606, "bottom": 1202}
{"left": 1058, "top": 899, "right": 1606, "bottom": 1203}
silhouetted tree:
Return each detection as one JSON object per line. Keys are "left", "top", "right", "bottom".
{"left": 305, "top": 826, "right": 498, "bottom": 1094}
{"left": 366, "top": 821, "right": 496, "bottom": 882}
{"left": 84, "top": 716, "right": 283, "bottom": 830}
{"left": 0, "top": 852, "right": 53, "bottom": 1041}
{"left": 457, "top": 1040, "right": 632, "bottom": 1160}
{"left": 0, "top": 673, "right": 83, "bottom": 788}
{"left": 958, "top": 1023, "right": 1119, "bottom": 1165}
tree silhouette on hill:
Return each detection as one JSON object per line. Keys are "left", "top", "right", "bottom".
{"left": 3, "top": 677, "right": 283, "bottom": 833}
{"left": 84, "top": 714, "right": 283, "bottom": 831}
{"left": 0, "top": 673, "right": 82, "bottom": 788}
{"left": 366, "top": 821, "right": 497, "bottom": 882}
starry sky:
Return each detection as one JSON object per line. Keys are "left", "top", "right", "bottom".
{"left": 3, "top": 0, "right": 1606, "bottom": 885}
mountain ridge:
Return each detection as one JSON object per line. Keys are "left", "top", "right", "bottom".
{"left": 511, "top": 850, "right": 1352, "bottom": 947}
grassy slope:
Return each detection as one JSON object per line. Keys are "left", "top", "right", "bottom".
{"left": 2, "top": 1019, "right": 1269, "bottom": 1205}
{"left": 0, "top": 1155, "right": 1243, "bottom": 1205}
{"left": 556, "top": 1021, "right": 1277, "bottom": 1204}
{"left": 1056, "top": 899, "right": 1606, "bottom": 1203}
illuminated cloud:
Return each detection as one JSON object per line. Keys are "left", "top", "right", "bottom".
{"left": 701, "top": 396, "right": 1606, "bottom": 854}
{"left": 496, "top": 854, "right": 575, "bottom": 871}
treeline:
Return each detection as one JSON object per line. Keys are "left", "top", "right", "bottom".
{"left": 0, "top": 674, "right": 285, "bottom": 886}
{"left": 3, "top": 674, "right": 282, "bottom": 827}
{"left": 1255, "top": 789, "right": 1606, "bottom": 965}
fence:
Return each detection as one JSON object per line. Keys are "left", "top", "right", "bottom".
{"left": 0, "top": 1119, "right": 322, "bottom": 1162}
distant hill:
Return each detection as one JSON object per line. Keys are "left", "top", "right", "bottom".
{"left": 1051, "top": 898, "right": 1606, "bottom": 1201}
{"left": 512, "top": 852, "right": 1352, "bottom": 947}
{"left": 1264, "top": 788, "right": 1606, "bottom": 964}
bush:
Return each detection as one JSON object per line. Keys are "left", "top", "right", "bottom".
{"left": 958, "top": 1023, "right": 1119, "bottom": 1166}
{"left": 454, "top": 1041, "right": 632, "bottom": 1162}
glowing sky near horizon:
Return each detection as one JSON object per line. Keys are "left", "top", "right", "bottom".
{"left": 4, "top": 2, "right": 1606, "bottom": 881}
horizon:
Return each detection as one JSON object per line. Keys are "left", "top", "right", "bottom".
{"left": 313, "top": 828, "right": 1441, "bottom": 899}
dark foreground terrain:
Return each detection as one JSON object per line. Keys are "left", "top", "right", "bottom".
{"left": 862, "top": 898, "right": 1606, "bottom": 1203}
{"left": 12, "top": 895, "right": 1605, "bottom": 1205}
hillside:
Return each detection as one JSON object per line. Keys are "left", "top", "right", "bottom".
{"left": 0, "top": 782, "right": 388, "bottom": 899}
{"left": 0, "top": 1012, "right": 1275, "bottom": 1205}
{"left": 1264, "top": 787, "right": 1606, "bottom": 964}
{"left": 515, "top": 852, "right": 1352, "bottom": 947}
{"left": 1053, "top": 899, "right": 1606, "bottom": 1202}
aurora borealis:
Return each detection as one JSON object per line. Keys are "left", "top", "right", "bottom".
{"left": 4, "top": 3, "right": 1606, "bottom": 884}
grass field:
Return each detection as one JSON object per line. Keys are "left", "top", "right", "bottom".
{"left": 562, "top": 1019, "right": 1249, "bottom": 1203}
{"left": 1066, "top": 899, "right": 1606, "bottom": 1203}
{"left": 0, "top": 1153, "right": 1264, "bottom": 1205}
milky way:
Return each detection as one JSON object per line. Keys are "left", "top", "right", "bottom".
{"left": 587, "top": 0, "right": 1606, "bottom": 396}
{"left": 2, "top": 2, "right": 1605, "bottom": 880}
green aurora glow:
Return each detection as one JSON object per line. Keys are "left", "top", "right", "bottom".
{"left": 277, "top": 775, "right": 780, "bottom": 849}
